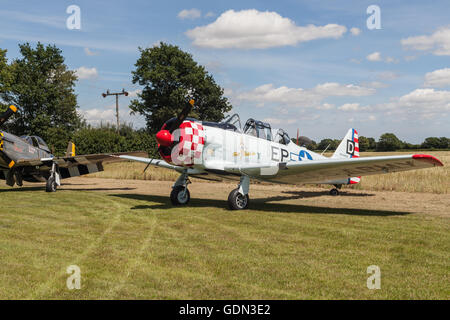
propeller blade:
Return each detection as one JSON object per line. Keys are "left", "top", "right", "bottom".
{"left": 167, "top": 99, "right": 194, "bottom": 133}
{"left": 0, "top": 105, "right": 17, "bottom": 127}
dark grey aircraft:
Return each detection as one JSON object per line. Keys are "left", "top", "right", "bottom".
{"left": 0, "top": 105, "right": 146, "bottom": 192}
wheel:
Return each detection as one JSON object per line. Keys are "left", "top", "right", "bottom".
{"left": 170, "top": 186, "right": 190, "bottom": 205}
{"left": 46, "top": 176, "right": 57, "bottom": 192}
{"left": 329, "top": 188, "right": 339, "bottom": 196}
{"left": 228, "top": 188, "right": 249, "bottom": 210}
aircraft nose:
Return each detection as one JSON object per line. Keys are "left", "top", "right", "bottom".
{"left": 156, "top": 130, "right": 173, "bottom": 147}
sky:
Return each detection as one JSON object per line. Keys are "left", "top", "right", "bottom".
{"left": 0, "top": 0, "right": 449, "bottom": 143}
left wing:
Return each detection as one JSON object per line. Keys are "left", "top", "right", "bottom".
{"left": 14, "top": 151, "right": 148, "bottom": 179}
{"left": 226, "top": 154, "right": 443, "bottom": 184}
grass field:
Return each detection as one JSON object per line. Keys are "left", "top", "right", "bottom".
{"left": 89, "top": 151, "right": 449, "bottom": 194}
{"left": 0, "top": 177, "right": 448, "bottom": 299}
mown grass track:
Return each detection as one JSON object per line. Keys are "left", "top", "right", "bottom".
{"left": 0, "top": 181, "right": 448, "bottom": 299}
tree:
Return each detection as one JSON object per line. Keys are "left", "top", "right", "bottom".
{"left": 367, "top": 137, "right": 376, "bottom": 150}
{"left": 0, "top": 43, "right": 82, "bottom": 150}
{"left": 422, "top": 137, "right": 449, "bottom": 149}
{"left": 0, "top": 49, "right": 14, "bottom": 112}
{"left": 72, "top": 124, "right": 157, "bottom": 157}
{"left": 376, "top": 133, "right": 403, "bottom": 151}
{"left": 130, "top": 42, "right": 232, "bottom": 133}
{"left": 317, "top": 138, "right": 340, "bottom": 151}
{"left": 359, "top": 136, "right": 370, "bottom": 151}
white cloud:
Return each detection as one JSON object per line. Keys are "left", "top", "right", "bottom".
{"left": 82, "top": 105, "right": 144, "bottom": 126}
{"left": 236, "top": 82, "right": 374, "bottom": 108}
{"left": 350, "top": 27, "right": 361, "bottom": 36}
{"left": 385, "top": 56, "right": 398, "bottom": 63}
{"left": 82, "top": 108, "right": 115, "bottom": 123}
{"left": 127, "top": 89, "right": 142, "bottom": 97}
{"left": 368, "top": 115, "right": 376, "bottom": 121}
{"left": 178, "top": 9, "right": 201, "bottom": 20}
{"left": 338, "top": 103, "right": 370, "bottom": 111}
{"left": 376, "top": 71, "right": 399, "bottom": 81}
{"left": 316, "top": 103, "right": 335, "bottom": 110}
{"left": 376, "top": 88, "right": 450, "bottom": 119}
{"left": 186, "top": 9, "right": 347, "bottom": 49}
{"left": 237, "top": 84, "right": 320, "bottom": 106}
{"left": 401, "top": 26, "right": 450, "bottom": 56}
{"left": 361, "top": 81, "right": 389, "bottom": 89}
{"left": 205, "top": 11, "right": 216, "bottom": 18}
{"left": 84, "top": 48, "right": 99, "bottom": 56}
{"left": 366, "top": 51, "right": 382, "bottom": 61}
{"left": 397, "top": 88, "right": 450, "bottom": 110}
{"left": 314, "top": 82, "right": 375, "bottom": 96}
{"left": 424, "top": 68, "right": 450, "bottom": 87}
{"left": 75, "top": 66, "right": 98, "bottom": 80}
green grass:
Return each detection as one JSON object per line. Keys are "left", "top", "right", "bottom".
{"left": 0, "top": 187, "right": 448, "bottom": 299}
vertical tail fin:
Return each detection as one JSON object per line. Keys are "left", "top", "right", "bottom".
{"left": 332, "top": 128, "right": 360, "bottom": 159}
{"left": 66, "top": 141, "right": 75, "bottom": 157}
{"left": 332, "top": 128, "right": 360, "bottom": 184}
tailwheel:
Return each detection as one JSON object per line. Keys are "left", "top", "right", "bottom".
{"left": 329, "top": 188, "right": 339, "bottom": 196}
{"left": 46, "top": 176, "right": 57, "bottom": 192}
{"left": 228, "top": 188, "right": 249, "bottom": 210}
{"left": 170, "top": 185, "right": 190, "bottom": 205}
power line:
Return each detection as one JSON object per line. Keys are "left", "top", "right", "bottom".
{"left": 101, "top": 88, "right": 128, "bottom": 132}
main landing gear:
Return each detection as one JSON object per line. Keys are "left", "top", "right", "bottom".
{"left": 228, "top": 175, "right": 250, "bottom": 210}
{"left": 329, "top": 184, "right": 342, "bottom": 196}
{"left": 170, "top": 171, "right": 191, "bottom": 205}
{"left": 46, "top": 162, "right": 61, "bottom": 192}
{"left": 169, "top": 172, "right": 251, "bottom": 210}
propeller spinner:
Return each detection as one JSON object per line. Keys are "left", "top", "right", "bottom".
{"left": 155, "top": 99, "right": 195, "bottom": 147}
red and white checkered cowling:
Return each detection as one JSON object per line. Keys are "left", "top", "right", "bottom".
{"left": 171, "top": 121, "right": 205, "bottom": 166}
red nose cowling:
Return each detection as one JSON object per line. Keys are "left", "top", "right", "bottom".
{"left": 156, "top": 130, "right": 172, "bottom": 147}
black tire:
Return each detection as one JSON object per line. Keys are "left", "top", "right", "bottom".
{"left": 329, "top": 188, "right": 339, "bottom": 196}
{"left": 46, "top": 176, "right": 57, "bottom": 192}
{"left": 228, "top": 188, "right": 249, "bottom": 210}
{"left": 170, "top": 186, "right": 190, "bottom": 205}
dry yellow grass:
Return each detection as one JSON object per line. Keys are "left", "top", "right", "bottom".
{"left": 87, "top": 151, "right": 449, "bottom": 194}
{"left": 351, "top": 151, "right": 449, "bottom": 194}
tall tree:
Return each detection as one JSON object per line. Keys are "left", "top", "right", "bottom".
{"left": 130, "top": 42, "right": 232, "bottom": 132}
{"left": 0, "top": 49, "right": 13, "bottom": 111}
{"left": 0, "top": 43, "right": 82, "bottom": 151}
{"left": 376, "top": 133, "right": 403, "bottom": 151}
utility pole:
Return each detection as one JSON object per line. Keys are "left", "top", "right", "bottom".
{"left": 101, "top": 88, "right": 128, "bottom": 132}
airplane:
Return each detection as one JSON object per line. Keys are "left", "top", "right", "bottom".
{"left": 118, "top": 100, "right": 444, "bottom": 210}
{"left": 0, "top": 105, "right": 147, "bottom": 192}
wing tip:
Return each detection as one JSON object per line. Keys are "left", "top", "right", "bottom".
{"left": 412, "top": 154, "right": 444, "bottom": 166}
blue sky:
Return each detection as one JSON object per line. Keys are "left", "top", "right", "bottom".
{"left": 1, "top": 0, "right": 449, "bottom": 143}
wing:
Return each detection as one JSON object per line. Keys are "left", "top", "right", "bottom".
{"left": 116, "top": 155, "right": 206, "bottom": 175}
{"left": 227, "top": 154, "right": 443, "bottom": 184}
{"left": 117, "top": 155, "right": 182, "bottom": 171}
{"left": 14, "top": 151, "right": 148, "bottom": 179}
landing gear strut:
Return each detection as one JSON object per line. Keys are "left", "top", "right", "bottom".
{"left": 170, "top": 170, "right": 191, "bottom": 205}
{"left": 228, "top": 175, "right": 250, "bottom": 210}
{"left": 46, "top": 162, "right": 60, "bottom": 192}
{"left": 329, "top": 184, "right": 341, "bottom": 196}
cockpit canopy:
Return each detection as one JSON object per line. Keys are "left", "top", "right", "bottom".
{"left": 20, "top": 135, "right": 51, "bottom": 153}
{"left": 221, "top": 114, "right": 291, "bottom": 145}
